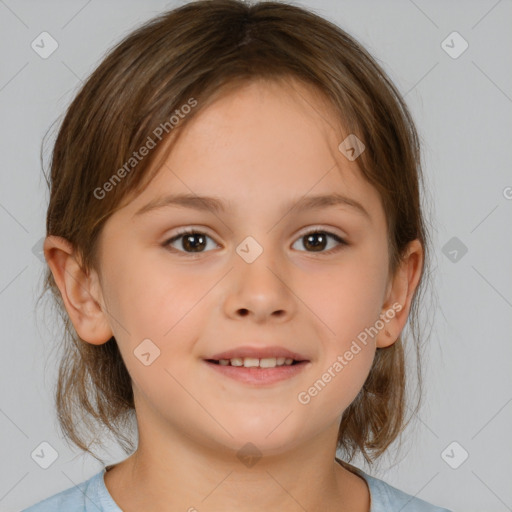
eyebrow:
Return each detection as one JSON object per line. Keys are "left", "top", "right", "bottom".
{"left": 133, "top": 192, "right": 370, "bottom": 220}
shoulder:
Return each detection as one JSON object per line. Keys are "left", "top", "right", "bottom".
{"left": 21, "top": 469, "right": 116, "bottom": 512}
{"left": 355, "top": 467, "right": 453, "bottom": 512}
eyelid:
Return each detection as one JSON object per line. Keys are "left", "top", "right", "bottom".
{"left": 297, "top": 225, "right": 347, "bottom": 240}
{"left": 164, "top": 224, "right": 348, "bottom": 241}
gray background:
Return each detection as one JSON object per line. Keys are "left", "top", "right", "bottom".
{"left": 1, "top": 1, "right": 511, "bottom": 511}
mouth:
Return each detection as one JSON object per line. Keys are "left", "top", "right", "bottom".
{"left": 205, "top": 345, "right": 310, "bottom": 366}
{"left": 202, "top": 347, "right": 311, "bottom": 385}
{"left": 204, "top": 357, "right": 306, "bottom": 368}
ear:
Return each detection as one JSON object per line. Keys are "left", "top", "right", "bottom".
{"left": 43, "top": 235, "right": 113, "bottom": 345}
{"left": 375, "top": 239, "right": 424, "bottom": 348}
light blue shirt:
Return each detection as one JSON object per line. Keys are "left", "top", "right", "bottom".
{"left": 22, "top": 465, "right": 453, "bottom": 511}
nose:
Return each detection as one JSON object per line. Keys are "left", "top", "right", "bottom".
{"left": 223, "top": 244, "right": 297, "bottom": 324}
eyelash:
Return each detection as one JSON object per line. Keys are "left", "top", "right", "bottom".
{"left": 163, "top": 227, "right": 348, "bottom": 257}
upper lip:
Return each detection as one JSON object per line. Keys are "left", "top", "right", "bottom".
{"left": 205, "top": 345, "right": 309, "bottom": 361}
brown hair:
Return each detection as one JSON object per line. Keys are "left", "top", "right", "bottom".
{"left": 38, "top": 0, "right": 433, "bottom": 467}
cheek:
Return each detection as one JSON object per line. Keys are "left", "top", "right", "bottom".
{"left": 297, "top": 338, "right": 375, "bottom": 425}
{"left": 100, "top": 250, "right": 214, "bottom": 396}
{"left": 293, "top": 253, "right": 384, "bottom": 415}
{"left": 106, "top": 246, "right": 212, "bottom": 337}
{"left": 303, "top": 254, "right": 387, "bottom": 342}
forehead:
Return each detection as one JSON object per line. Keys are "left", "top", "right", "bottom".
{"left": 119, "top": 78, "right": 384, "bottom": 226}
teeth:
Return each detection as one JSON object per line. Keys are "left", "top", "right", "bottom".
{"left": 259, "top": 358, "right": 278, "bottom": 368}
{"left": 216, "top": 357, "right": 296, "bottom": 367}
{"left": 244, "top": 357, "right": 261, "bottom": 367}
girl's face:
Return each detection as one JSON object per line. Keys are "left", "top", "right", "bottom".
{"left": 94, "top": 78, "right": 397, "bottom": 455}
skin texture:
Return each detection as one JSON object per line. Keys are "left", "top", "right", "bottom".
{"left": 45, "top": 78, "right": 423, "bottom": 512}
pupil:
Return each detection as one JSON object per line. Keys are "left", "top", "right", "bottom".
{"left": 304, "top": 232, "right": 326, "bottom": 252}
{"left": 184, "top": 233, "right": 206, "bottom": 252}
{"left": 181, "top": 232, "right": 327, "bottom": 253}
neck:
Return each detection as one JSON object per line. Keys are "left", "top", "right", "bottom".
{"left": 103, "top": 426, "right": 369, "bottom": 512}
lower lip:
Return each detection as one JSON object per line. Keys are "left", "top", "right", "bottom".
{"left": 204, "top": 360, "right": 310, "bottom": 385}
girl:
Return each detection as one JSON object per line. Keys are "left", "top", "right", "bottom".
{"left": 24, "top": 1, "right": 452, "bottom": 510}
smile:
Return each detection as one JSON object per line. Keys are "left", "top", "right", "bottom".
{"left": 206, "top": 356, "right": 300, "bottom": 367}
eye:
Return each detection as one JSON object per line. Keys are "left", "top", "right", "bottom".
{"left": 163, "top": 229, "right": 219, "bottom": 256}
{"left": 292, "top": 229, "right": 347, "bottom": 254}
{"left": 163, "top": 227, "right": 347, "bottom": 256}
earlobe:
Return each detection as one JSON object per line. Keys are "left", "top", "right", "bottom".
{"left": 376, "top": 239, "right": 424, "bottom": 348}
{"left": 44, "top": 235, "right": 113, "bottom": 345}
